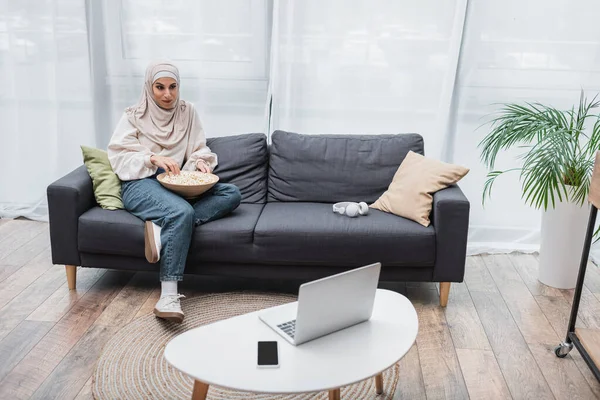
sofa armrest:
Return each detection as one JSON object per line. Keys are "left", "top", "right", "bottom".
{"left": 431, "top": 184, "right": 470, "bottom": 282}
{"left": 47, "top": 165, "right": 96, "bottom": 266}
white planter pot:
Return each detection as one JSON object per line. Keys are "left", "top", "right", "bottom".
{"left": 538, "top": 196, "right": 591, "bottom": 289}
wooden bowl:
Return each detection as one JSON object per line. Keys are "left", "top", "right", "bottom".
{"left": 157, "top": 171, "right": 219, "bottom": 199}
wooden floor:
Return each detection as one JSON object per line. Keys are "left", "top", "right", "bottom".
{"left": 1, "top": 218, "right": 600, "bottom": 400}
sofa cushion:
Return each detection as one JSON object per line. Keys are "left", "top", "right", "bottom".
{"left": 268, "top": 130, "right": 424, "bottom": 203}
{"left": 253, "top": 202, "right": 435, "bottom": 267}
{"left": 78, "top": 204, "right": 264, "bottom": 263}
{"left": 207, "top": 133, "right": 268, "bottom": 203}
{"left": 78, "top": 208, "right": 144, "bottom": 257}
{"left": 189, "top": 203, "right": 264, "bottom": 264}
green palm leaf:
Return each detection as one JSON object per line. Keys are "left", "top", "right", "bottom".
{"left": 480, "top": 90, "right": 600, "bottom": 211}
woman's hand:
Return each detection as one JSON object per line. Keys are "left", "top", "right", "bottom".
{"left": 196, "top": 159, "right": 212, "bottom": 173}
{"left": 150, "top": 155, "right": 181, "bottom": 175}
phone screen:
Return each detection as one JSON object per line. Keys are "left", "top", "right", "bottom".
{"left": 257, "top": 341, "right": 279, "bottom": 367}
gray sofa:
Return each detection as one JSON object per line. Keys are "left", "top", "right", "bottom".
{"left": 47, "top": 131, "right": 470, "bottom": 306}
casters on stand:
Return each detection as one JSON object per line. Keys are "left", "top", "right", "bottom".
{"left": 554, "top": 342, "right": 573, "bottom": 358}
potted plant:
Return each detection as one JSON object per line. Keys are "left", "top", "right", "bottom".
{"left": 479, "top": 91, "right": 600, "bottom": 289}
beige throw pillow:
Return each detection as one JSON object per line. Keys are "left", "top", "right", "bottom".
{"left": 370, "top": 151, "right": 469, "bottom": 227}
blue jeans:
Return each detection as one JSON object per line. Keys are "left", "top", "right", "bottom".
{"left": 121, "top": 173, "right": 241, "bottom": 281}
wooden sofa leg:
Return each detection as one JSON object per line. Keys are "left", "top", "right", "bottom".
{"left": 440, "top": 282, "right": 451, "bottom": 307}
{"left": 65, "top": 265, "right": 77, "bottom": 290}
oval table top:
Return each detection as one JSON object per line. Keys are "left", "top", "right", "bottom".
{"left": 164, "top": 289, "right": 418, "bottom": 394}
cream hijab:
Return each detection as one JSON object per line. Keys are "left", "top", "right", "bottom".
{"left": 125, "top": 60, "right": 193, "bottom": 149}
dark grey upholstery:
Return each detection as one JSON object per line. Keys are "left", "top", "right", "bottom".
{"left": 47, "top": 132, "right": 470, "bottom": 288}
{"left": 207, "top": 133, "right": 268, "bottom": 203}
{"left": 79, "top": 204, "right": 264, "bottom": 264}
{"left": 47, "top": 165, "right": 95, "bottom": 266}
{"left": 78, "top": 208, "right": 144, "bottom": 257}
{"left": 189, "top": 203, "right": 264, "bottom": 264}
{"left": 268, "top": 130, "right": 424, "bottom": 203}
{"left": 254, "top": 202, "right": 435, "bottom": 267}
{"left": 431, "top": 185, "right": 470, "bottom": 281}
{"left": 79, "top": 253, "right": 436, "bottom": 282}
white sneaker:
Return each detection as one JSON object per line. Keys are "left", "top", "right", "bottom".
{"left": 154, "top": 294, "right": 185, "bottom": 323}
{"left": 144, "top": 221, "right": 162, "bottom": 263}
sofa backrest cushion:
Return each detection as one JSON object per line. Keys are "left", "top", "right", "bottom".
{"left": 267, "top": 130, "right": 424, "bottom": 203}
{"left": 207, "top": 133, "right": 268, "bottom": 203}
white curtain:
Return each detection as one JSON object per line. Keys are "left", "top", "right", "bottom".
{"left": 269, "top": 0, "right": 600, "bottom": 256}
{"left": 92, "top": 0, "right": 271, "bottom": 149}
{"left": 0, "top": 0, "right": 94, "bottom": 220}
{"left": 0, "top": 0, "right": 271, "bottom": 220}
{"left": 454, "top": 0, "right": 600, "bottom": 255}
{"left": 269, "top": 0, "right": 467, "bottom": 161}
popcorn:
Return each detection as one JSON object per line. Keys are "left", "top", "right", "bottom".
{"left": 160, "top": 171, "right": 217, "bottom": 186}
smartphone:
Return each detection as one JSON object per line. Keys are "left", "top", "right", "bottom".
{"left": 257, "top": 341, "right": 279, "bottom": 368}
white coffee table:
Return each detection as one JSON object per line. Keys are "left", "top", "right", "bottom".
{"left": 164, "top": 289, "right": 418, "bottom": 400}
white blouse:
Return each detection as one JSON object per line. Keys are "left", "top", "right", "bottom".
{"left": 107, "top": 109, "right": 217, "bottom": 181}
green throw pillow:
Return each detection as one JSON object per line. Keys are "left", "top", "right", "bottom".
{"left": 81, "top": 145, "right": 124, "bottom": 210}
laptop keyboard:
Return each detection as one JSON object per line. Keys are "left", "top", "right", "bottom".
{"left": 277, "top": 319, "right": 296, "bottom": 338}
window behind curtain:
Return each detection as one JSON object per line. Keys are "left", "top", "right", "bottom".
{"left": 97, "top": 0, "right": 272, "bottom": 143}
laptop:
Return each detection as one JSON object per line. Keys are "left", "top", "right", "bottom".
{"left": 258, "top": 262, "right": 381, "bottom": 346}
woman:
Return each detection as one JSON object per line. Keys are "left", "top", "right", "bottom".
{"left": 108, "top": 60, "right": 241, "bottom": 324}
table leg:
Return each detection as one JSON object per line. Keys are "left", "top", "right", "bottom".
{"left": 328, "top": 388, "right": 341, "bottom": 400}
{"left": 191, "top": 380, "right": 209, "bottom": 400}
{"left": 375, "top": 373, "right": 383, "bottom": 394}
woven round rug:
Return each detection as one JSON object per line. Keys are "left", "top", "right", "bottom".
{"left": 93, "top": 292, "right": 401, "bottom": 400}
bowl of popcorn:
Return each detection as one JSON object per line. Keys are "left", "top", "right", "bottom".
{"left": 157, "top": 170, "right": 219, "bottom": 199}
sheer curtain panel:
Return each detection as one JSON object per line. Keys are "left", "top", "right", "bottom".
{"left": 0, "top": 0, "right": 94, "bottom": 220}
